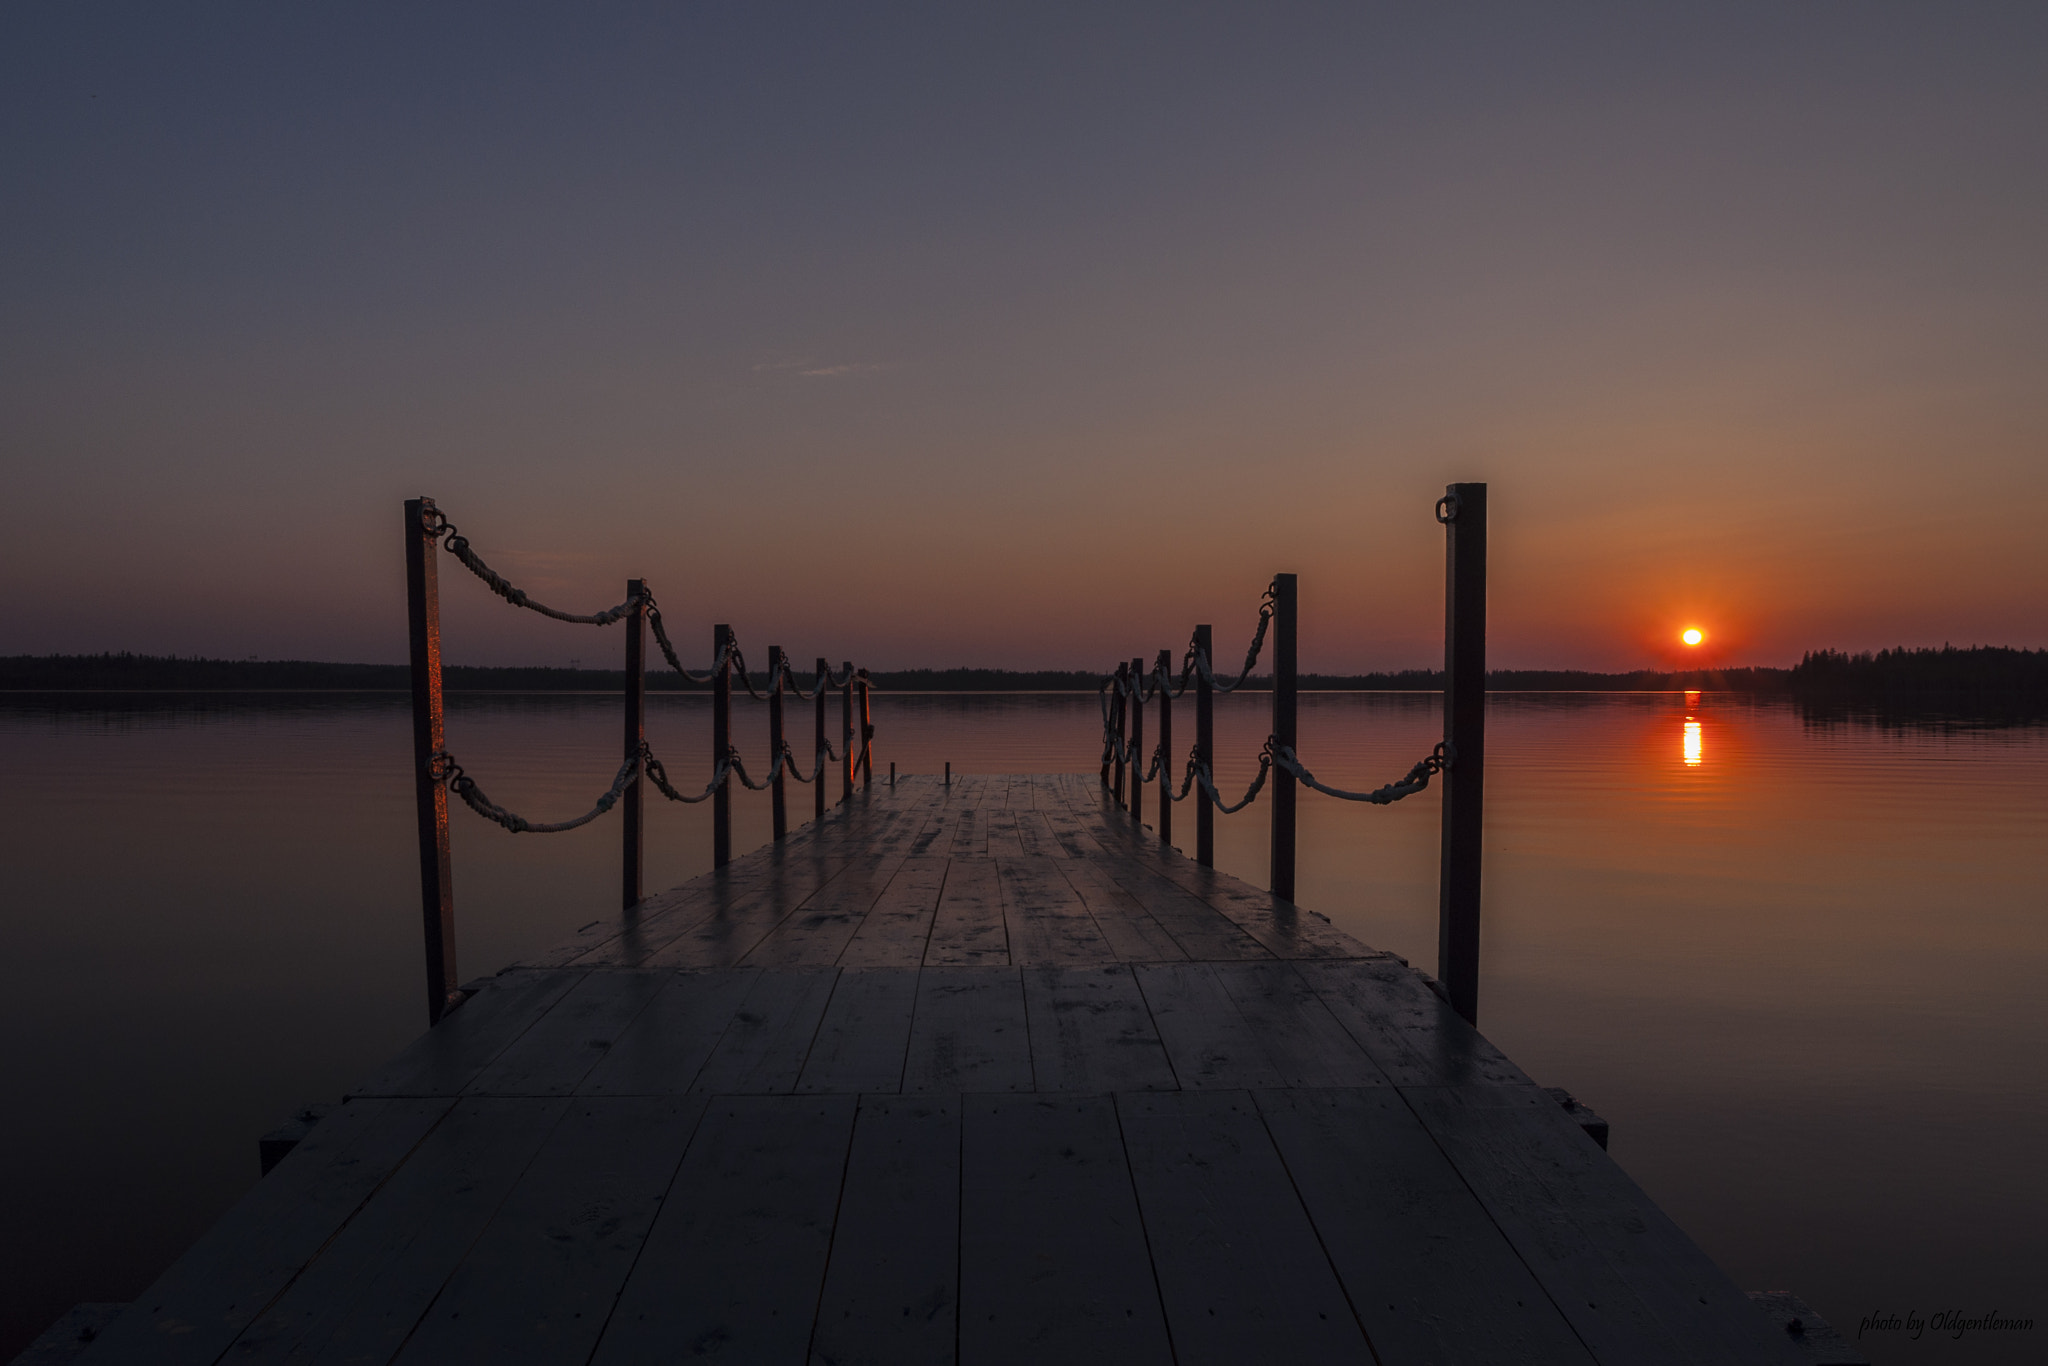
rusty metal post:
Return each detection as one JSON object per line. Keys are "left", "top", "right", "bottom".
{"left": 1155, "top": 648, "right": 1173, "bottom": 845}
{"left": 814, "top": 657, "right": 829, "bottom": 822}
{"left": 404, "top": 497, "right": 459, "bottom": 1024}
{"left": 713, "top": 624, "right": 732, "bottom": 868}
{"left": 1438, "top": 483, "right": 1487, "bottom": 1025}
{"left": 768, "top": 645, "right": 788, "bottom": 840}
{"left": 859, "top": 671, "right": 873, "bottom": 790}
{"left": 1194, "top": 624, "right": 1214, "bottom": 867}
{"left": 840, "top": 661, "right": 855, "bottom": 804}
{"left": 1270, "top": 573, "right": 1298, "bottom": 902}
{"left": 622, "top": 580, "right": 646, "bottom": 908}
{"left": 1128, "top": 656, "right": 1146, "bottom": 819}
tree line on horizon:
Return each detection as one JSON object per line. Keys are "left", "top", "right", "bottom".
{"left": 4, "top": 648, "right": 2042, "bottom": 701}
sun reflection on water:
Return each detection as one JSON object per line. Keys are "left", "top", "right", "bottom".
{"left": 1682, "top": 690, "right": 1703, "bottom": 766}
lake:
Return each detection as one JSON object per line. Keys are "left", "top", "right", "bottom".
{"left": 0, "top": 690, "right": 2042, "bottom": 1362}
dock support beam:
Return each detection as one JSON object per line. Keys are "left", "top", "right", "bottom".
{"left": 713, "top": 624, "right": 732, "bottom": 868}
{"left": 1437, "top": 482, "right": 1487, "bottom": 1025}
{"left": 1270, "top": 573, "right": 1298, "bottom": 903}
{"left": 1155, "top": 648, "right": 1173, "bottom": 845}
{"left": 768, "top": 645, "right": 787, "bottom": 840}
{"left": 1194, "top": 624, "right": 1214, "bottom": 867}
{"left": 859, "top": 672, "right": 873, "bottom": 791}
{"left": 403, "top": 497, "right": 459, "bottom": 1025}
{"left": 622, "top": 580, "right": 645, "bottom": 907}
{"left": 1111, "top": 663, "right": 1128, "bottom": 805}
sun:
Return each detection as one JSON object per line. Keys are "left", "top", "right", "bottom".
{"left": 1681, "top": 628, "right": 1705, "bottom": 647}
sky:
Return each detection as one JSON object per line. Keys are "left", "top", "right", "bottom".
{"left": 2, "top": 2, "right": 2044, "bottom": 672}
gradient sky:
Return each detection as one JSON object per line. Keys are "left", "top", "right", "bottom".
{"left": 3, "top": 3, "right": 2044, "bottom": 671}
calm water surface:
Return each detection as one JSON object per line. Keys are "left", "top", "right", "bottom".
{"left": 1, "top": 691, "right": 2042, "bottom": 1361}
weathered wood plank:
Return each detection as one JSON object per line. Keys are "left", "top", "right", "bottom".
{"left": 1206, "top": 961, "right": 1390, "bottom": 1087}
{"left": 959, "top": 1094, "right": 1172, "bottom": 1365}
{"left": 923, "top": 857, "right": 1009, "bottom": 965}
{"left": 1020, "top": 965, "right": 1177, "bottom": 1092}
{"left": 902, "top": 966, "right": 1032, "bottom": 1093}
{"left": 225, "top": 1097, "right": 569, "bottom": 1364}
{"left": 837, "top": 856, "right": 948, "bottom": 967}
{"left": 1001, "top": 855, "right": 1116, "bottom": 965}
{"left": 740, "top": 856, "right": 905, "bottom": 967}
{"left": 797, "top": 967, "right": 919, "bottom": 1094}
{"left": 689, "top": 968, "right": 841, "bottom": 1094}
{"left": 591, "top": 1095, "right": 858, "bottom": 1364}
{"left": 74, "top": 1098, "right": 453, "bottom": 1366}
{"left": 391, "top": 1096, "right": 707, "bottom": 1365}
{"left": 810, "top": 1096, "right": 961, "bottom": 1366}
{"left": 1118, "top": 1090, "right": 1375, "bottom": 1365}
{"left": 1102, "top": 864, "right": 1274, "bottom": 961}
{"left": 576, "top": 969, "right": 760, "bottom": 1096}
{"left": 985, "top": 807, "right": 1027, "bottom": 859}
{"left": 1056, "top": 859, "right": 1190, "bottom": 962}
{"left": 1406, "top": 1086, "right": 1811, "bottom": 1366}
{"left": 1294, "top": 958, "right": 1534, "bottom": 1087}
{"left": 1255, "top": 1087, "right": 1596, "bottom": 1365}
{"left": 468, "top": 969, "right": 671, "bottom": 1096}
{"left": 352, "top": 969, "right": 585, "bottom": 1098}
{"left": 1133, "top": 961, "right": 1286, "bottom": 1089}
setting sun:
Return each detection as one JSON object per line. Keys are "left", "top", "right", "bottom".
{"left": 1681, "top": 628, "right": 1705, "bottom": 646}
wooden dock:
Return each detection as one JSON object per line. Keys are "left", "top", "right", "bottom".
{"left": 76, "top": 774, "right": 1813, "bottom": 1365}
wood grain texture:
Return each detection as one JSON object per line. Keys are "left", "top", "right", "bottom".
{"left": 902, "top": 966, "right": 1032, "bottom": 1093}
{"left": 1020, "top": 965, "right": 1177, "bottom": 1092}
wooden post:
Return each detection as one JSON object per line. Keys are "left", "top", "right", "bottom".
{"left": 1111, "top": 662, "right": 1128, "bottom": 805}
{"left": 404, "top": 498, "right": 459, "bottom": 1025}
{"left": 840, "top": 661, "right": 855, "bottom": 805}
{"left": 945, "top": 760, "right": 951, "bottom": 787}
{"left": 814, "top": 657, "right": 828, "bottom": 822}
{"left": 713, "top": 624, "right": 732, "bottom": 868}
{"left": 622, "top": 580, "right": 646, "bottom": 908}
{"left": 1155, "top": 648, "right": 1173, "bottom": 846}
{"left": 1194, "top": 624, "right": 1214, "bottom": 868}
{"left": 1438, "top": 482, "right": 1487, "bottom": 1025}
{"left": 768, "top": 645, "right": 788, "bottom": 841}
{"left": 1128, "top": 656, "right": 1145, "bottom": 819}
{"left": 889, "top": 761, "right": 895, "bottom": 787}
{"left": 1270, "top": 574, "right": 1298, "bottom": 903}
{"left": 859, "top": 672, "right": 873, "bottom": 791}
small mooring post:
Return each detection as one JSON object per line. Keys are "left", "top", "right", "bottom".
{"left": 859, "top": 671, "right": 874, "bottom": 790}
{"left": 1270, "top": 573, "right": 1298, "bottom": 902}
{"left": 1128, "top": 656, "right": 1146, "bottom": 819}
{"left": 622, "top": 580, "right": 646, "bottom": 907}
{"left": 813, "top": 657, "right": 829, "bottom": 822}
{"left": 945, "top": 760, "right": 951, "bottom": 787}
{"left": 713, "top": 624, "right": 733, "bottom": 868}
{"left": 403, "top": 497, "right": 459, "bottom": 1024}
{"left": 1155, "top": 648, "right": 1173, "bottom": 845}
{"left": 1194, "top": 624, "right": 1214, "bottom": 867}
{"left": 1438, "top": 482, "right": 1487, "bottom": 1025}
{"left": 1111, "top": 662, "right": 1128, "bottom": 805}
{"left": 840, "top": 662, "right": 855, "bottom": 805}
{"left": 768, "top": 645, "right": 788, "bottom": 841}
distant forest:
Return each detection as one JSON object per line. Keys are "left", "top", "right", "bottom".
{"left": 2, "top": 649, "right": 2040, "bottom": 700}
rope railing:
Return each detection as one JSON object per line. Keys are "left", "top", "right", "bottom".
{"left": 403, "top": 494, "right": 883, "bottom": 1025}
{"left": 1093, "top": 484, "right": 1490, "bottom": 1026}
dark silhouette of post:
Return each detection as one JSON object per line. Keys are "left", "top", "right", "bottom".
{"left": 768, "top": 645, "right": 787, "bottom": 841}
{"left": 1128, "top": 657, "right": 1146, "bottom": 818}
{"left": 713, "top": 624, "right": 733, "bottom": 868}
{"left": 1111, "top": 662, "right": 1128, "bottom": 805}
{"left": 1195, "top": 624, "right": 1214, "bottom": 867}
{"left": 404, "top": 497, "right": 459, "bottom": 1024}
{"left": 622, "top": 580, "right": 646, "bottom": 907}
{"left": 1155, "top": 648, "right": 1173, "bottom": 845}
{"left": 1438, "top": 482, "right": 1487, "bottom": 1025}
{"left": 1270, "top": 574, "right": 1298, "bottom": 902}
{"left": 859, "top": 672, "right": 873, "bottom": 790}
{"left": 840, "top": 661, "right": 855, "bottom": 804}
{"left": 813, "top": 657, "right": 828, "bottom": 822}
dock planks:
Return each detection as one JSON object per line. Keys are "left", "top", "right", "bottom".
{"left": 80, "top": 773, "right": 1808, "bottom": 1366}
